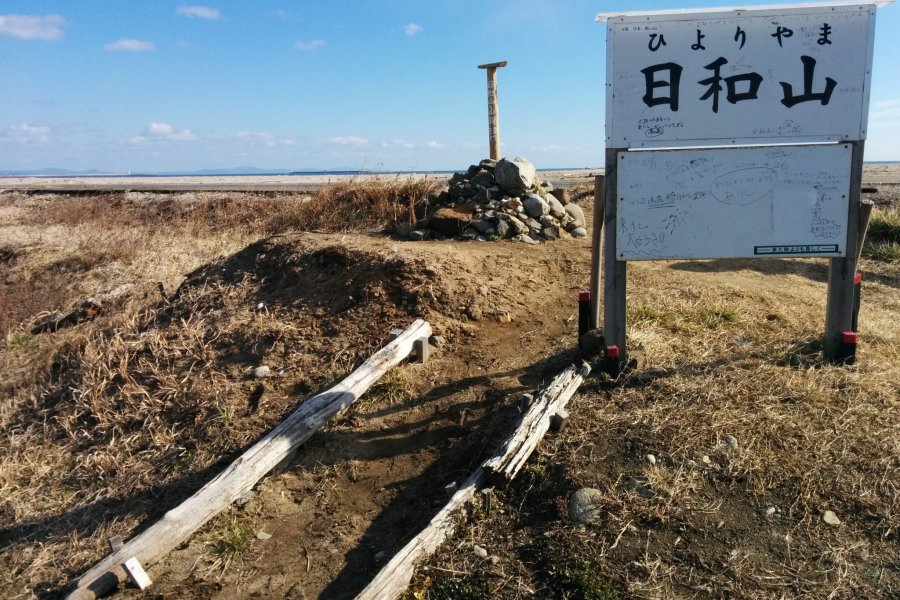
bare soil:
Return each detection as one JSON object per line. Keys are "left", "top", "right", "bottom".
{"left": 0, "top": 180, "right": 898, "bottom": 599}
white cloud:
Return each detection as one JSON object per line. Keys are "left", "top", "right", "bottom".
{"left": 0, "top": 14, "right": 65, "bottom": 40}
{"left": 176, "top": 6, "right": 221, "bottom": 20}
{"left": 382, "top": 139, "right": 415, "bottom": 149}
{"left": 1, "top": 123, "right": 51, "bottom": 144}
{"left": 404, "top": 23, "right": 422, "bottom": 37}
{"left": 294, "top": 39, "right": 326, "bottom": 51}
{"left": 105, "top": 39, "right": 156, "bottom": 52}
{"left": 424, "top": 140, "right": 443, "bottom": 149}
{"left": 329, "top": 136, "right": 369, "bottom": 147}
{"left": 144, "top": 122, "right": 196, "bottom": 141}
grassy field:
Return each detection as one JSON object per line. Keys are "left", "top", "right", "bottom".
{"left": 0, "top": 182, "right": 898, "bottom": 599}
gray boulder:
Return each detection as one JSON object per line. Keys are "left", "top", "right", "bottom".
{"left": 569, "top": 488, "right": 604, "bottom": 524}
{"left": 550, "top": 188, "right": 569, "bottom": 205}
{"left": 471, "top": 219, "right": 494, "bottom": 235}
{"left": 470, "top": 170, "right": 494, "bottom": 187}
{"left": 570, "top": 227, "right": 588, "bottom": 238}
{"left": 524, "top": 194, "right": 549, "bottom": 218}
{"left": 507, "top": 215, "right": 528, "bottom": 235}
{"left": 564, "top": 203, "right": 586, "bottom": 230}
{"left": 495, "top": 219, "right": 512, "bottom": 239}
{"left": 494, "top": 157, "right": 536, "bottom": 194}
{"left": 546, "top": 195, "right": 566, "bottom": 219}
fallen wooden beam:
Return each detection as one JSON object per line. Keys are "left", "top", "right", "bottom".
{"left": 483, "top": 362, "right": 590, "bottom": 484}
{"left": 356, "top": 468, "right": 486, "bottom": 600}
{"left": 67, "top": 319, "right": 432, "bottom": 600}
{"left": 356, "top": 362, "right": 589, "bottom": 600}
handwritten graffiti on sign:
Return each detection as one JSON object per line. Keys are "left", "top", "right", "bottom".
{"left": 615, "top": 144, "right": 852, "bottom": 261}
{"left": 603, "top": 4, "right": 877, "bottom": 147}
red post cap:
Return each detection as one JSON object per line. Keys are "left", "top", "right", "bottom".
{"left": 841, "top": 331, "right": 859, "bottom": 344}
{"left": 579, "top": 290, "right": 590, "bottom": 301}
{"left": 606, "top": 345, "right": 620, "bottom": 358}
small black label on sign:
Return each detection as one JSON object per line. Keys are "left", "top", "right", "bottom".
{"left": 754, "top": 244, "right": 839, "bottom": 255}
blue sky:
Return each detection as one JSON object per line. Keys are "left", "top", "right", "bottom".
{"left": 1, "top": 1, "right": 898, "bottom": 173}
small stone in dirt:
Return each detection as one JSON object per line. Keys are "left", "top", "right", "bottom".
{"left": 569, "top": 227, "right": 588, "bottom": 238}
{"left": 822, "top": 510, "right": 842, "bottom": 526}
{"left": 702, "top": 455, "right": 711, "bottom": 465}
{"left": 724, "top": 434, "right": 739, "bottom": 449}
{"left": 256, "top": 531, "right": 272, "bottom": 540}
{"left": 579, "top": 328, "right": 605, "bottom": 358}
{"left": 255, "top": 302, "right": 266, "bottom": 311}
{"left": 765, "top": 506, "right": 777, "bottom": 517}
{"left": 466, "top": 305, "right": 483, "bottom": 320}
{"left": 498, "top": 311, "right": 512, "bottom": 323}
{"left": 569, "top": 487, "right": 605, "bottom": 524}
{"left": 473, "top": 544, "right": 488, "bottom": 558}
{"left": 253, "top": 366, "right": 271, "bottom": 379}
{"left": 429, "top": 335, "right": 446, "bottom": 349}
{"left": 625, "top": 477, "right": 653, "bottom": 499}
{"left": 646, "top": 454, "right": 657, "bottom": 466}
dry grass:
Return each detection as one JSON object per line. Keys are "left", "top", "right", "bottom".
{"left": 864, "top": 204, "right": 900, "bottom": 263}
{"left": 0, "top": 184, "right": 441, "bottom": 597}
{"left": 414, "top": 261, "right": 900, "bottom": 598}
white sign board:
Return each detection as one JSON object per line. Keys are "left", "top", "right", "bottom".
{"left": 604, "top": 3, "right": 877, "bottom": 148}
{"left": 617, "top": 144, "right": 852, "bottom": 260}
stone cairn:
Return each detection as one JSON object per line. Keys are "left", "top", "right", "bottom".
{"left": 399, "top": 157, "right": 587, "bottom": 243}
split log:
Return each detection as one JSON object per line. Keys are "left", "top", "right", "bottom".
{"left": 67, "top": 319, "right": 432, "bottom": 600}
{"left": 355, "top": 468, "right": 486, "bottom": 600}
{"left": 483, "top": 362, "right": 589, "bottom": 484}
{"left": 356, "top": 362, "right": 589, "bottom": 600}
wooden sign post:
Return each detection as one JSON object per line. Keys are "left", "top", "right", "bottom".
{"left": 478, "top": 61, "right": 507, "bottom": 161}
{"left": 597, "top": 1, "right": 886, "bottom": 369}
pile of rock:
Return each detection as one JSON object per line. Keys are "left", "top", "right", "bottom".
{"left": 409, "top": 157, "right": 587, "bottom": 243}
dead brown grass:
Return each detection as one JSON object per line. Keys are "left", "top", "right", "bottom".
{"left": 415, "top": 261, "right": 900, "bottom": 599}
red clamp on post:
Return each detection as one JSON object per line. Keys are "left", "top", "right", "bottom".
{"left": 854, "top": 272, "right": 862, "bottom": 285}
{"left": 603, "top": 344, "right": 622, "bottom": 376}
{"left": 841, "top": 331, "right": 858, "bottom": 344}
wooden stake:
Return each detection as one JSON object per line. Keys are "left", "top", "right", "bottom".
{"left": 478, "top": 61, "right": 507, "bottom": 160}
{"left": 824, "top": 142, "right": 863, "bottom": 363}
{"left": 603, "top": 148, "right": 627, "bottom": 368}
{"left": 589, "top": 175, "right": 605, "bottom": 330}
{"left": 67, "top": 320, "right": 432, "bottom": 600}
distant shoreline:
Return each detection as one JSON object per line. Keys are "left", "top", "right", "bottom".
{"left": 2, "top": 163, "right": 899, "bottom": 192}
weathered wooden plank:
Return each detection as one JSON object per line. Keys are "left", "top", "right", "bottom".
{"left": 356, "top": 362, "right": 590, "bottom": 600}
{"left": 483, "top": 363, "right": 590, "bottom": 483}
{"left": 355, "top": 468, "right": 486, "bottom": 600}
{"left": 67, "top": 319, "right": 432, "bottom": 600}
